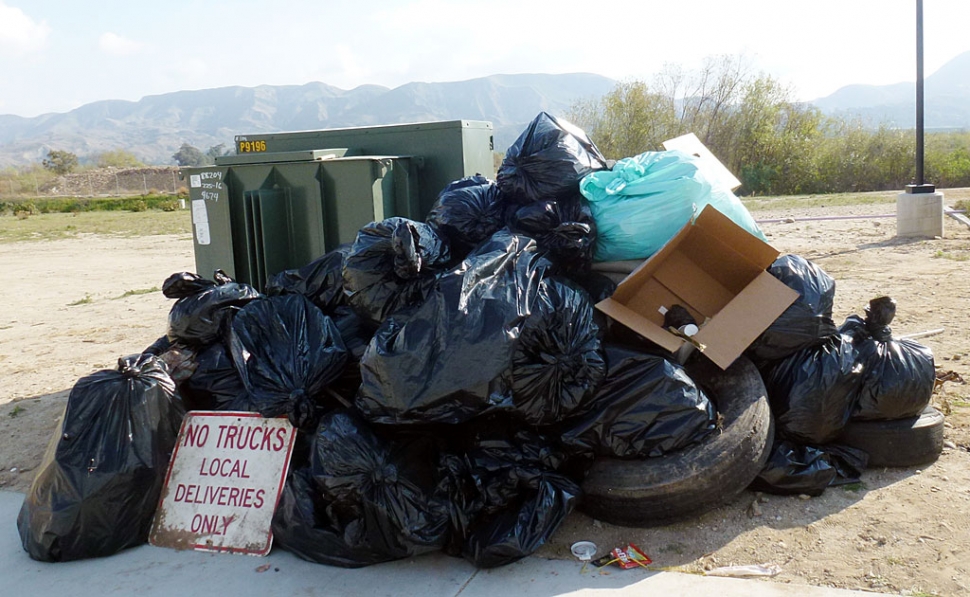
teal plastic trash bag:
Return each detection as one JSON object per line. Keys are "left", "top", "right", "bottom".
{"left": 579, "top": 150, "right": 765, "bottom": 262}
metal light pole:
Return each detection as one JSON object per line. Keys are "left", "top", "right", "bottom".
{"left": 897, "top": 0, "right": 944, "bottom": 237}
{"left": 907, "top": 0, "right": 935, "bottom": 193}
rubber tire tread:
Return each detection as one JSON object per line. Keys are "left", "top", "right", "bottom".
{"left": 580, "top": 355, "right": 774, "bottom": 527}
{"left": 837, "top": 406, "right": 944, "bottom": 468}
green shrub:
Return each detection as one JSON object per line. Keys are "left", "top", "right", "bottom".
{"left": 566, "top": 57, "right": 970, "bottom": 196}
{"left": 13, "top": 200, "right": 37, "bottom": 217}
{"left": 0, "top": 194, "right": 181, "bottom": 214}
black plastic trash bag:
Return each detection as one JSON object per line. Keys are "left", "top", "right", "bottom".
{"left": 272, "top": 411, "right": 452, "bottom": 567}
{"left": 229, "top": 294, "right": 348, "bottom": 430}
{"left": 558, "top": 345, "right": 716, "bottom": 458}
{"left": 264, "top": 247, "right": 349, "bottom": 314}
{"left": 328, "top": 305, "right": 373, "bottom": 404}
{"left": 425, "top": 175, "right": 509, "bottom": 256}
{"left": 747, "top": 255, "right": 838, "bottom": 363}
{"left": 142, "top": 335, "right": 172, "bottom": 356}
{"left": 458, "top": 425, "right": 580, "bottom": 568}
{"left": 179, "top": 340, "right": 253, "bottom": 412}
{"left": 272, "top": 467, "right": 398, "bottom": 568}
{"left": 750, "top": 439, "right": 868, "bottom": 496}
{"left": 155, "top": 344, "right": 198, "bottom": 385}
{"left": 507, "top": 192, "right": 597, "bottom": 271}
{"left": 343, "top": 218, "right": 452, "bottom": 327}
{"left": 497, "top": 112, "right": 608, "bottom": 204}
{"left": 462, "top": 472, "right": 579, "bottom": 568}
{"left": 163, "top": 270, "right": 261, "bottom": 345}
{"left": 841, "top": 297, "right": 936, "bottom": 420}
{"left": 17, "top": 354, "right": 184, "bottom": 562}
{"left": 356, "top": 231, "right": 553, "bottom": 425}
{"left": 459, "top": 424, "right": 570, "bottom": 511}
{"left": 565, "top": 270, "right": 616, "bottom": 303}
{"left": 433, "top": 451, "right": 486, "bottom": 552}
{"left": 144, "top": 336, "right": 199, "bottom": 386}
{"left": 763, "top": 335, "right": 864, "bottom": 444}
{"left": 510, "top": 277, "right": 605, "bottom": 426}
{"left": 313, "top": 412, "right": 452, "bottom": 553}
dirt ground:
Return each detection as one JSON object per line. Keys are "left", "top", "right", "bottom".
{"left": 2, "top": 194, "right": 969, "bottom": 595}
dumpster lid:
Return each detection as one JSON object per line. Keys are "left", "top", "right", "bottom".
{"left": 215, "top": 148, "right": 349, "bottom": 166}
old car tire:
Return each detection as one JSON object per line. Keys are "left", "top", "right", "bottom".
{"left": 590, "top": 259, "right": 641, "bottom": 286}
{"left": 836, "top": 406, "right": 944, "bottom": 468}
{"left": 579, "top": 355, "right": 773, "bottom": 527}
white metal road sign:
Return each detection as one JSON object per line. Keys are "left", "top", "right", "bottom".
{"left": 149, "top": 411, "right": 297, "bottom": 556}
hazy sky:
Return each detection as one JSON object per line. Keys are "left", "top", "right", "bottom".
{"left": 1, "top": 0, "right": 968, "bottom": 118}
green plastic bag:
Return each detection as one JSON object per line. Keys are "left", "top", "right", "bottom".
{"left": 580, "top": 150, "right": 765, "bottom": 261}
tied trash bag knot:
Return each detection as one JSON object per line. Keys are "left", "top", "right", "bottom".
{"left": 392, "top": 220, "right": 424, "bottom": 279}
{"left": 864, "top": 296, "right": 896, "bottom": 342}
{"left": 288, "top": 389, "right": 317, "bottom": 429}
{"left": 343, "top": 218, "right": 452, "bottom": 327}
{"left": 554, "top": 221, "right": 591, "bottom": 238}
{"left": 424, "top": 175, "right": 508, "bottom": 258}
{"left": 370, "top": 462, "right": 398, "bottom": 486}
{"left": 506, "top": 195, "right": 598, "bottom": 272}
{"left": 118, "top": 356, "right": 139, "bottom": 378}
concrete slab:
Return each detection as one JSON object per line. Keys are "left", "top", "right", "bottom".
{"left": 3, "top": 490, "right": 476, "bottom": 597}
{"left": 4, "top": 490, "right": 880, "bottom": 596}
{"left": 459, "top": 557, "right": 878, "bottom": 596}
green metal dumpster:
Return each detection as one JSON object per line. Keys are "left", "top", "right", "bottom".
{"left": 182, "top": 120, "right": 493, "bottom": 290}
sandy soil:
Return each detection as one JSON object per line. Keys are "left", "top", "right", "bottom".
{"left": 0, "top": 233, "right": 195, "bottom": 489}
{"left": 1, "top": 199, "right": 968, "bottom": 595}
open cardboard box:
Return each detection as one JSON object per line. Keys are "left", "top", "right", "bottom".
{"left": 595, "top": 205, "right": 799, "bottom": 370}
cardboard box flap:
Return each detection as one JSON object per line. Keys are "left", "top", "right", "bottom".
{"left": 693, "top": 271, "right": 799, "bottom": 369}
{"left": 662, "top": 133, "right": 742, "bottom": 191}
{"left": 692, "top": 205, "right": 778, "bottom": 269}
{"left": 596, "top": 298, "right": 683, "bottom": 353}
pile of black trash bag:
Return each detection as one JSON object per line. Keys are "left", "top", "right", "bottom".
{"left": 748, "top": 256, "right": 936, "bottom": 496}
{"left": 17, "top": 113, "right": 721, "bottom": 567}
{"left": 246, "top": 222, "right": 713, "bottom": 568}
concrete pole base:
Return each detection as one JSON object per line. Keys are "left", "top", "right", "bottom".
{"left": 897, "top": 191, "right": 944, "bottom": 237}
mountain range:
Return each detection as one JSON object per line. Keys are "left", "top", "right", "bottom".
{"left": 0, "top": 73, "right": 616, "bottom": 168}
{"left": 811, "top": 50, "right": 970, "bottom": 129}
{"left": 1, "top": 51, "right": 968, "bottom": 168}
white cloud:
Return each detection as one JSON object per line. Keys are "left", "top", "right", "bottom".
{"left": 0, "top": 2, "right": 50, "bottom": 53}
{"left": 332, "top": 45, "right": 371, "bottom": 84}
{"left": 98, "top": 32, "right": 142, "bottom": 56}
